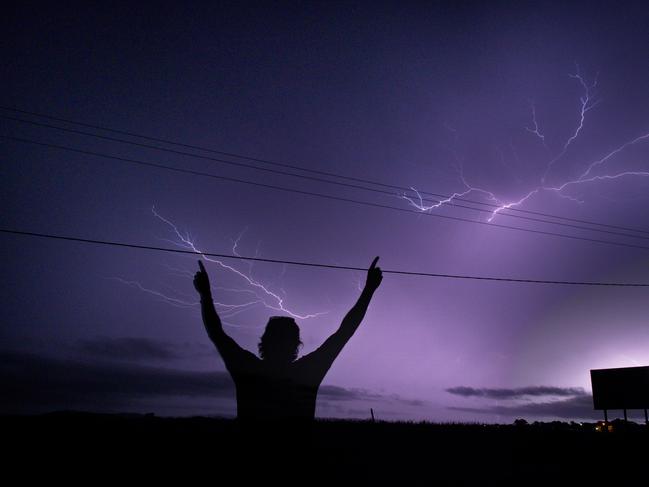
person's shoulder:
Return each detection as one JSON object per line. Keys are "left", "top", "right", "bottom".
{"left": 294, "top": 350, "right": 317, "bottom": 364}
{"left": 240, "top": 346, "right": 259, "bottom": 358}
{"left": 292, "top": 349, "right": 326, "bottom": 371}
{"left": 229, "top": 347, "right": 261, "bottom": 370}
{"left": 241, "top": 349, "right": 261, "bottom": 363}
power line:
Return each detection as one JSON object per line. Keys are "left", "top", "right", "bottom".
{"left": 2, "top": 106, "right": 648, "bottom": 237}
{"left": 1, "top": 227, "right": 647, "bottom": 287}
{"left": 4, "top": 115, "right": 649, "bottom": 243}
{"left": 6, "top": 134, "right": 649, "bottom": 253}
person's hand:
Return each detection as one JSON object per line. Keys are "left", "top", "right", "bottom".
{"left": 365, "top": 256, "right": 383, "bottom": 291}
{"left": 193, "top": 260, "right": 212, "bottom": 298}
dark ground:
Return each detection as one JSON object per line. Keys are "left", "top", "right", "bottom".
{"left": 3, "top": 413, "right": 646, "bottom": 485}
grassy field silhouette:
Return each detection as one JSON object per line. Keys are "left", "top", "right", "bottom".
{"left": 4, "top": 412, "right": 646, "bottom": 484}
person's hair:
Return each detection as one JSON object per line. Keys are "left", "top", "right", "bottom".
{"left": 258, "top": 316, "right": 302, "bottom": 362}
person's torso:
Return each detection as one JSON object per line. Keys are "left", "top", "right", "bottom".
{"left": 232, "top": 360, "right": 321, "bottom": 421}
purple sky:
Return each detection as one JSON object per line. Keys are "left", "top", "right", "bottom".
{"left": 2, "top": 1, "right": 648, "bottom": 422}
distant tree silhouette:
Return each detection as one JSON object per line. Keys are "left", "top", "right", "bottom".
{"left": 193, "top": 256, "right": 383, "bottom": 423}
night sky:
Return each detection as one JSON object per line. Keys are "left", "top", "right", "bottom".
{"left": 2, "top": 1, "right": 648, "bottom": 422}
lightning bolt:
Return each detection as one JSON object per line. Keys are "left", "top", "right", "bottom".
{"left": 542, "top": 66, "right": 600, "bottom": 183}
{"left": 568, "top": 132, "right": 649, "bottom": 183}
{"left": 110, "top": 207, "right": 327, "bottom": 323}
{"left": 496, "top": 131, "right": 649, "bottom": 218}
{"left": 107, "top": 277, "right": 199, "bottom": 309}
{"left": 525, "top": 101, "right": 548, "bottom": 149}
{"left": 404, "top": 66, "right": 649, "bottom": 228}
{"left": 401, "top": 143, "right": 499, "bottom": 213}
{"left": 150, "top": 207, "right": 326, "bottom": 320}
{"left": 105, "top": 278, "right": 263, "bottom": 330}
{"left": 401, "top": 173, "right": 503, "bottom": 223}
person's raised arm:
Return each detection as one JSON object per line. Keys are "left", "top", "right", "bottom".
{"left": 309, "top": 257, "right": 383, "bottom": 368}
{"left": 193, "top": 260, "right": 246, "bottom": 363}
{"left": 337, "top": 256, "right": 383, "bottom": 340}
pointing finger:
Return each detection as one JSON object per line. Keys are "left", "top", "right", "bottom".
{"left": 198, "top": 260, "right": 206, "bottom": 273}
{"left": 370, "top": 256, "right": 380, "bottom": 269}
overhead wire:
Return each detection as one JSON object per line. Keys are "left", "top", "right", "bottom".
{"left": 2, "top": 106, "right": 648, "bottom": 237}
{"left": 6, "top": 134, "right": 649, "bottom": 253}
{"left": 2, "top": 228, "right": 648, "bottom": 287}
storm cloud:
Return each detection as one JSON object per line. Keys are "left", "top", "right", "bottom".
{"left": 448, "top": 394, "right": 599, "bottom": 420}
{"left": 0, "top": 350, "right": 426, "bottom": 416}
{"left": 446, "top": 386, "right": 588, "bottom": 399}
{"left": 76, "top": 336, "right": 185, "bottom": 361}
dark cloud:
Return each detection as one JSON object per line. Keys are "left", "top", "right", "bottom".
{"left": 74, "top": 336, "right": 215, "bottom": 363}
{"left": 0, "top": 350, "right": 425, "bottom": 416}
{"left": 76, "top": 336, "right": 183, "bottom": 361}
{"left": 448, "top": 395, "right": 600, "bottom": 420}
{"left": 445, "top": 385, "right": 598, "bottom": 420}
{"left": 319, "top": 385, "right": 427, "bottom": 408}
{"left": 319, "top": 385, "right": 382, "bottom": 401}
{"left": 446, "top": 386, "right": 587, "bottom": 399}
{"left": 394, "top": 397, "right": 427, "bottom": 407}
{"left": 0, "top": 350, "right": 234, "bottom": 413}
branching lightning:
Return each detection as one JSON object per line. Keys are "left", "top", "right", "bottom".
{"left": 542, "top": 67, "right": 600, "bottom": 182}
{"left": 402, "top": 66, "right": 649, "bottom": 226}
{"left": 525, "top": 101, "right": 548, "bottom": 149}
{"left": 105, "top": 277, "right": 264, "bottom": 330}
{"left": 107, "top": 277, "right": 199, "bottom": 309}
{"left": 150, "top": 207, "right": 326, "bottom": 320}
{"left": 110, "top": 208, "right": 327, "bottom": 325}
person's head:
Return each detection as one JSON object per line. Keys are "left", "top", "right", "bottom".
{"left": 258, "top": 316, "right": 302, "bottom": 363}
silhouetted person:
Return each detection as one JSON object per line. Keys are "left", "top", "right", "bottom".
{"left": 193, "top": 257, "right": 383, "bottom": 423}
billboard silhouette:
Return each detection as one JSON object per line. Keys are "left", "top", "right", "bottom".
{"left": 590, "top": 366, "right": 649, "bottom": 411}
